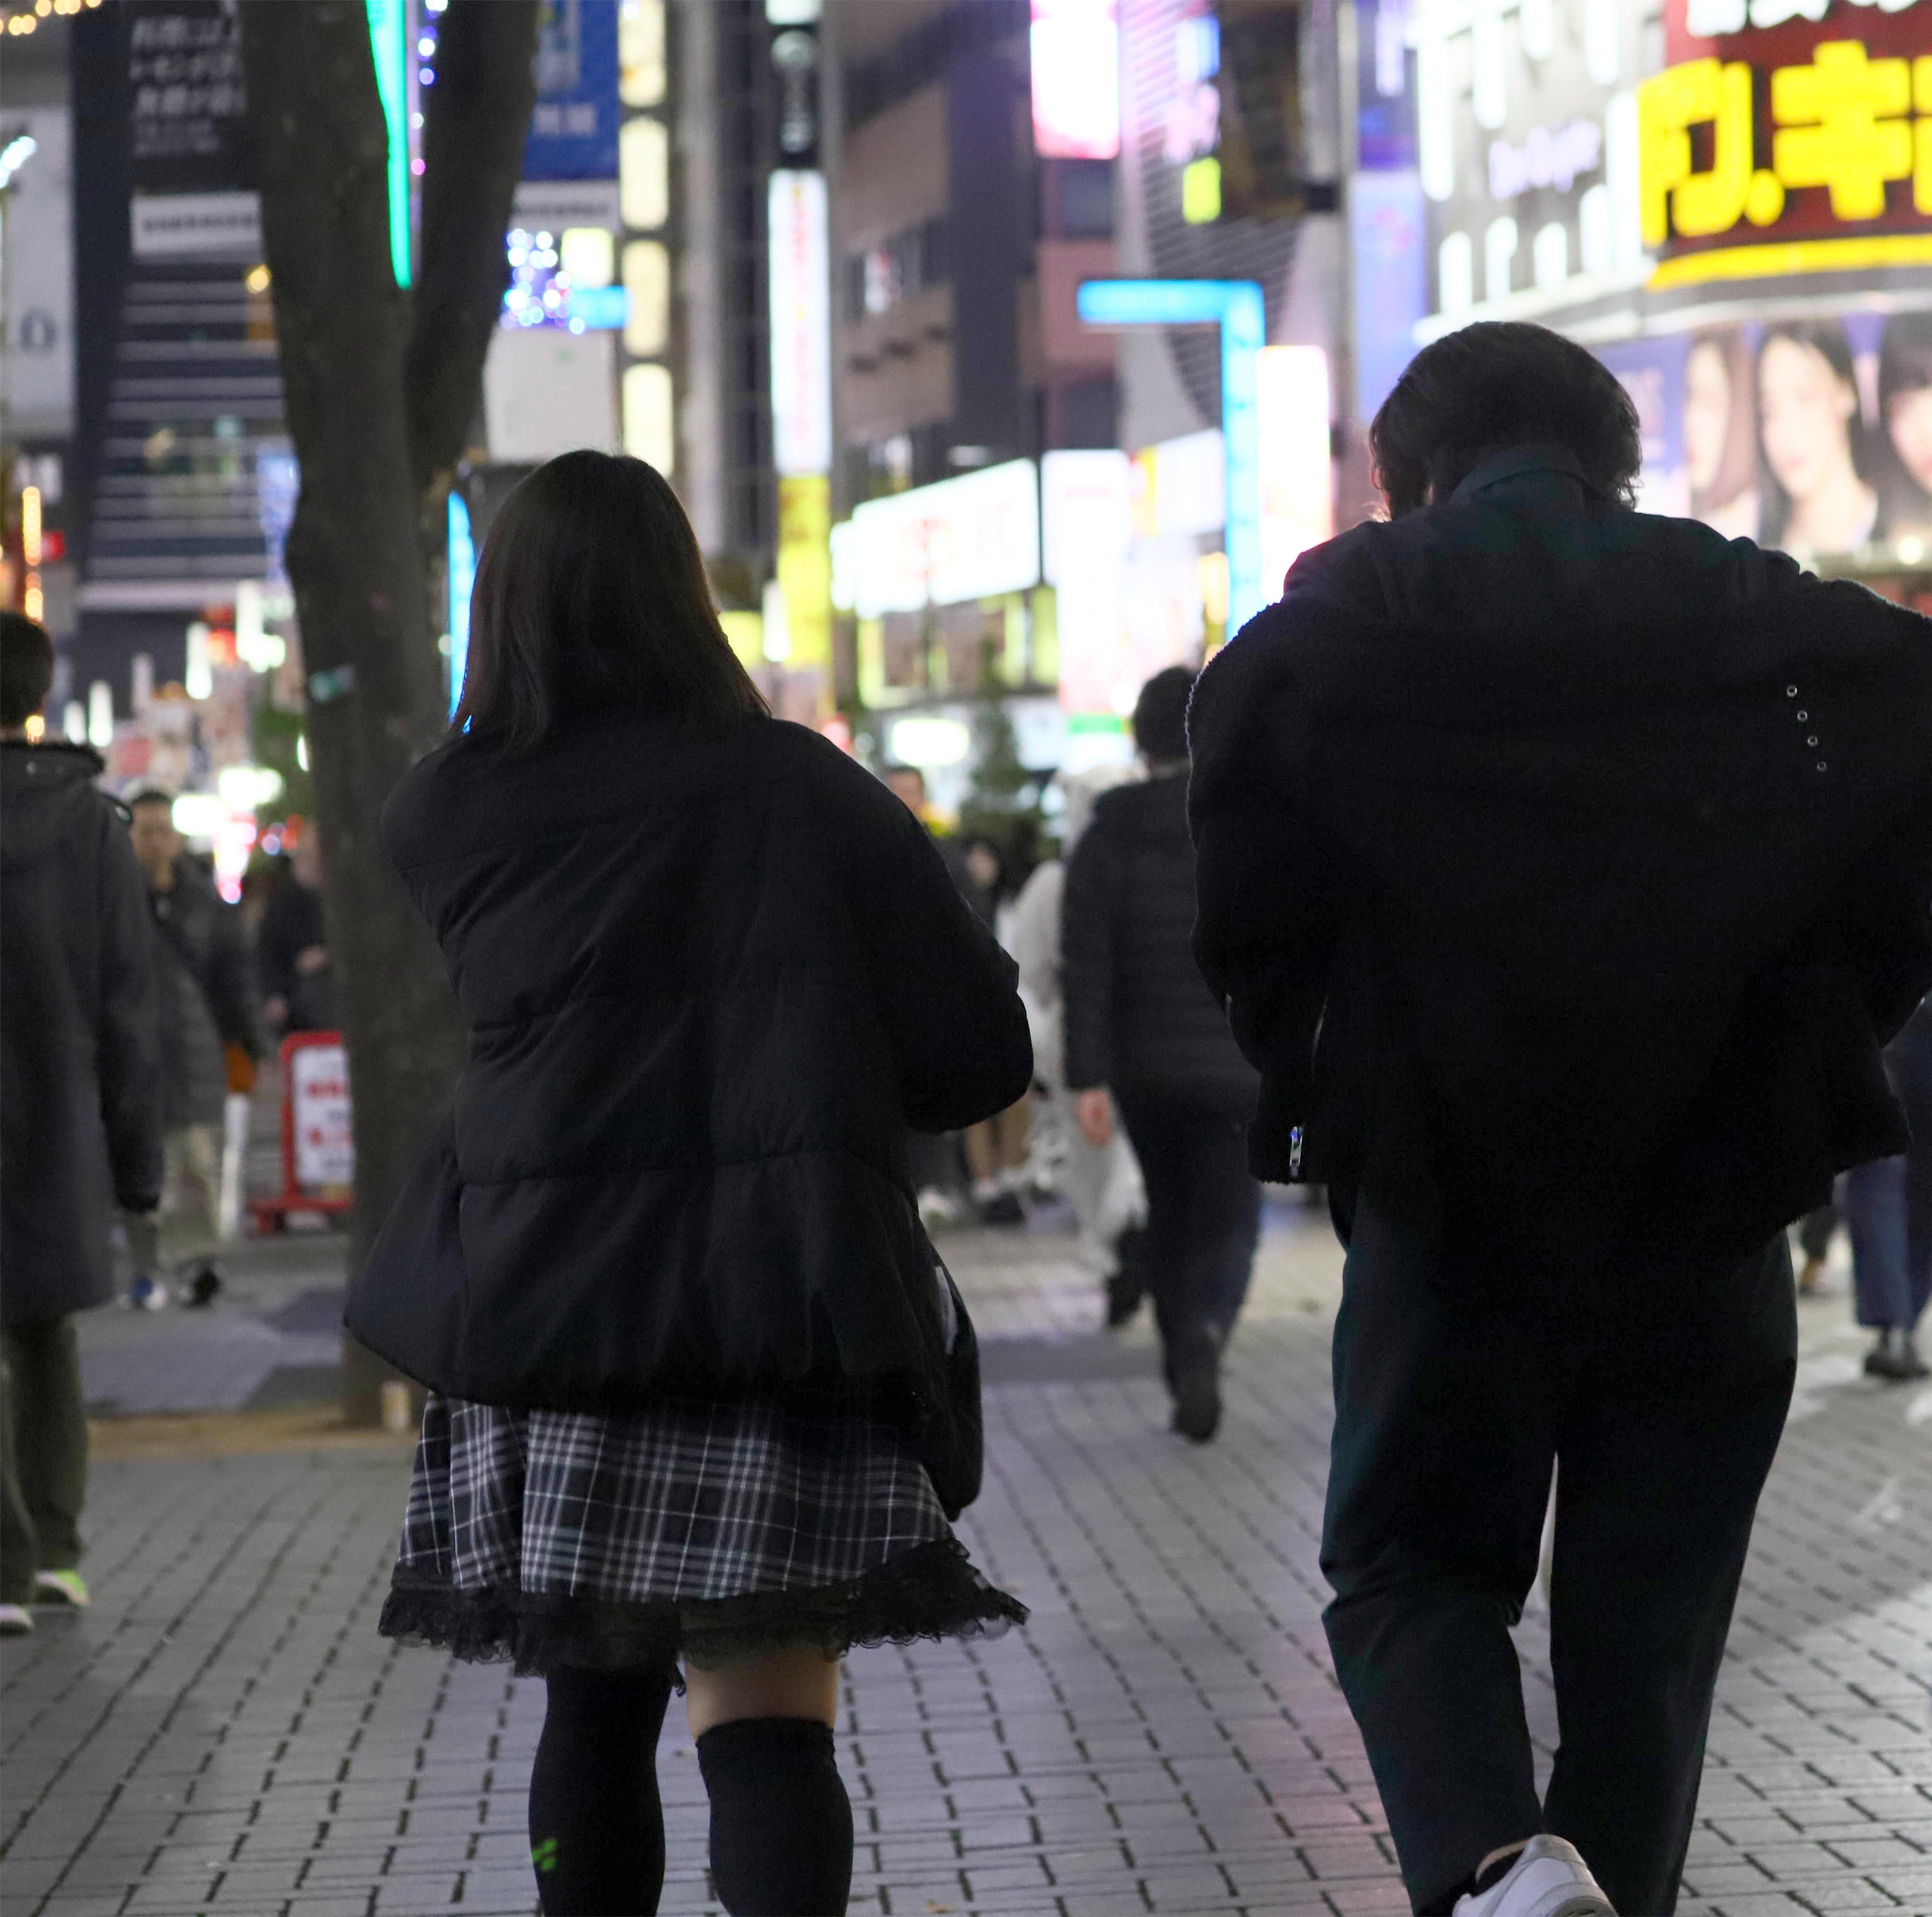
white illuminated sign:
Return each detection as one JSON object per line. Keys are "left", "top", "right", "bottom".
{"left": 1256, "top": 346, "right": 1333, "bottom": 589}
{"left": 1030, "top": 0, "right": 1121, "bottom": 161}
{"left": 851, "top": 461, "right": 1041, "bottom": 618}
{"left": 1043, "top": 450, "right": 1131, "bottom": 716}
{"left": 769, "top": 170, "right": 832, "bottom": 476}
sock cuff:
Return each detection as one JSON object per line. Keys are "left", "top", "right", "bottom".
{"left": 697, "top": 1714, "right": 835, "bottom": 1775}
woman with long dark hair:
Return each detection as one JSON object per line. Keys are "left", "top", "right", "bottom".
{"left": 347, "top": 451, "right": 1032, "bottom": 1916}
{"left": 1757, "top": 319, "right": 1879, "bottom": 556}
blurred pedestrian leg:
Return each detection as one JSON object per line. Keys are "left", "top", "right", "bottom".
{"left": 1321, "top": 1207, "right": 1794, "bottom": 1916}
{"left": 0, "top": 1318, "right": 90, "bottom": 1591}
{"left": 1844, "top": 1001, "right": 1932, "bottom": 1381}
{"left": 1114, "top": 1091, "right": 1260, "bottom": 1424}
{"left": 1794, "top": 1195, "right": 1839, "bottom": 1293}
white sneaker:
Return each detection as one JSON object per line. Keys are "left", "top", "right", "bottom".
{"left": 1454, "top": 1836, "right": 1617, "bottom": 1917}
{"left": 0, "top": 1603, "right": 33, "bottom": 1637}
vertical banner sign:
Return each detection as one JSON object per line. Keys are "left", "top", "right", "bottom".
{"left": 769, "top": 170, "right": 833, "bottom": 476}
{"left": 127, "top": 0, "right": 260, "bottom": 258}
{"left": 526, "top": 0, "right": 623, "bottom": 180}
{"left": 1042, "top": 450, "right": 1131, "bottom": 716}
{"left": 1256, "top": 346, "right": 1333, "bottom": 589}
{"left": 770, "top": 166, "right": 834, "bottom": 700}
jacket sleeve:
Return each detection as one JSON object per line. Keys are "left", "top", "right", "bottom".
{"left": 95, "top": 808, "right": 165, "bottom": 1212}
{"left": 1058, "top": 818, "right": 1118, "bottom": 1092}
{"left": 860, "top": 793, "right": 1034, "bottom": 1133}
{"left": 1186, "top": 636, "right": 1348, "bottom": 1086}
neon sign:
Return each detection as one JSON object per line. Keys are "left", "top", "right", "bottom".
{"left": 1644, "top": 5, "right": 1932, "bottom": 288}
{"left": 1076, "top": 279, "right": 1268, "bottom": 633}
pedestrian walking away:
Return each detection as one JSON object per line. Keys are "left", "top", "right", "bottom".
{"left": 1062, "top": 666, "right": 1262, "bottom": 1443}
{"left": 0, "top": 612, "right": 165, "bottom": 1638}
{"left": 1842, "top": 993, "right": 1932, "bottom": 1380}
{"left": 124, "top": 788, "right": 261, "bottom": 1307}
{"left": 346, "top": 451, "right": 1032, "bottom": 1917}
{"left": 1188, "top": 323, "right": 1932, "bottom": 1917}
{"left": 1006, "top": 766, "right": 1150, "bottom": 1325}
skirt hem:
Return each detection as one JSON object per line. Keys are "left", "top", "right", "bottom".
{"left": 377, "top": 1535, "right": 1027, "bottom": 1678}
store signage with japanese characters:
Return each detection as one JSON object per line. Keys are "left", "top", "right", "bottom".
{"left": 1642, "top": 0, "right": 1930, "bottom": 286}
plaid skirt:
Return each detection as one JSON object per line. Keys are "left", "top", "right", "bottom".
{"left": 378, "top": 1387, "right": 1027, "bottom": 1675}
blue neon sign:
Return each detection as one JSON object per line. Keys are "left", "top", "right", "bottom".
{"left": 1076, "top": 277, "right": 1267, "bottom": 634}
{"left": 447, "top": 490, "right": 475, "bottom": 720}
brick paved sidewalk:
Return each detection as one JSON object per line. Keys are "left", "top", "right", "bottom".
{"left": 4, "top": 1213, "right": 1930, "bottom": 1917}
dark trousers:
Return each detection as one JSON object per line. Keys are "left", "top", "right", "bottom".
{"left": 0, "top": 1317, "right": 90, "bottom": 1605}
{"left": 1844, "top": 1016, "right": 1932, "bottom": 1334}
{"left": 1321, "top": 1204, "right": 1795, "bottom": 1916}
{"left": 1113, "top": 1089, "right": 1261, "bottom": 1361}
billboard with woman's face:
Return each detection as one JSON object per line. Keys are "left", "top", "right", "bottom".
{"left": 1600, "top": 308, "right": 1932, "bottom": 563}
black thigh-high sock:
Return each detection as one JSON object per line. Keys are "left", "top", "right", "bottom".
{"left": 528, "top": 1664, "right": 675, "bottom": 1916}
{"left": 696, "top": 1716, "right": 853, "bottom": 1916}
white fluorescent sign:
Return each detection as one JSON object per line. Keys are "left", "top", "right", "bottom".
{"left": 769, "top": 170, "right": 833, "bottom": 476}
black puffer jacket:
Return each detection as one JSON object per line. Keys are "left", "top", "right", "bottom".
{"left": 1, "top": 742, "right": 163, "bottom": 1324}
{"left": 1060, "top": 771, "right": 1257, "bottom": 1105}
{"left": 347, "top": 711, "right": 1032, "bottom": 1466}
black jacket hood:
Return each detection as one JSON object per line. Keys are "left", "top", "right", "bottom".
{"left": 0, "top": 741, "right": 112, "bottom": 873}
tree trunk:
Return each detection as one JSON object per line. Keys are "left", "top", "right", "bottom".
{"left": 241, "top": 0, "right": 537, "bottom": 1422}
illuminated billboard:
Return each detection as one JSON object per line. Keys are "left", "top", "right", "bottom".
{"left": 1642, "top": 0, "right": 1931, "bottom": 290}
{"left": 850, "top": 461, "right": 1042, "bottom": 618}
{"left": 1030, "top": 0, "right": 1121, "bottom": 161}
{"left": 1599, "top": 308, "right": 1932, "bottom": 564}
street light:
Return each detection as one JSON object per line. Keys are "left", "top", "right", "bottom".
{"left": 1075, "top": 278, "right": 1267, "bottom": 633}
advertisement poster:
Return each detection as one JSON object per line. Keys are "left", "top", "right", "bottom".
{"left": 1600, "top": 309, "right": 1932, "bottom": 561}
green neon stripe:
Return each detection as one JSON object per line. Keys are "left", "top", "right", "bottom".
{"left": 366, "top": 0, "right": 410, "bottom": 287}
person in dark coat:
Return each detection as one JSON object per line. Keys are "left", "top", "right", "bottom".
{"left": 125, "top": 791, "right": 259, "bottom": 1301}
{"left": 0, "top": 613, "right": 163, "bottom": 1634}
{"left": 1062, "top": 666, "right": 1261, "bottom": 1443}
{"left": 345, "top": 451, "right": 1031, "bottom": 1917}
{"left": 255, "top": 827, "right": 334, "bottom": 1035}
{"left": 1188, "top": 323, "right": 1932, "bottom": 1917}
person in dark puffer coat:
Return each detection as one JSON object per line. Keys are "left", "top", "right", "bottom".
{"left": 0, "top": 612, "right": 163, "bottom": 1633}
{"left": 346, "top": 451, "right": 1031, "bottom": 1917}
{"left": 1061, "top": 665, "right": 1261, "bottom": 1444}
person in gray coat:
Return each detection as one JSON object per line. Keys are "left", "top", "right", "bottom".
{"left": 0, "top": 613, "right": 163, "bottom": 1633}
{"left": 126, "top": 790, "right": 260, "bottom": 1301}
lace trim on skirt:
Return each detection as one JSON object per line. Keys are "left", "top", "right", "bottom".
{"left": 377, "top": 1534, "right": 1027, "bottom": 1679}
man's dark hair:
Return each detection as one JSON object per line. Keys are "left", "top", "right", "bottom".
{"left": 1133, "top": 665, "right": 1196, "bottom": 763}
{"left": 1370, "top": 322, "right": 1643, "bottom": 517}
{"left": 128, "top": 788, "right": 176, "bottom": 812}
{"left": 454, "top": 449, "right": 770, "bottom": 753}
{"left": 0, "top": 611, "right": 53, "bottom": 729}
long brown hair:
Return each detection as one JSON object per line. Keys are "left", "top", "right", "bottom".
{"left": 453, "top": 451, "right": 768, "bottom": 752}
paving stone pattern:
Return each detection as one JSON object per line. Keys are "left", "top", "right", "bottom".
{"left": 3, "top": 1219, "right": 1930, "bottom": 1916}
